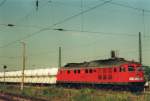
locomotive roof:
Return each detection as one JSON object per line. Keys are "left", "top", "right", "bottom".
{"left": 64, "top": 58, "right": 139, "bottom": 68}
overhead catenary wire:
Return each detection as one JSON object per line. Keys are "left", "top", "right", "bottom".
{"left": 61, "top": 29, "right": 139, "bottom": 37}
{"left": 52, "top": 0, "right": 112, "bottom": 26}
{"left": 101, "top": 0, "right": 149, "bottom": 38}
{"left": 80, "top": 0, "right": 84, "bottom": 31}
{"left": 1, "top": 0, "right": 150, "bottom": 67}
{"left": 1, "top": 27, "right": 150, "bottom": 49}
{"left": 1, "top": 0, "right": 150, "bottom": 49}
{"left": 16, "top": 0, "right": 52, "bottom": 25}
{"left": 0, "top": 27, "right": 52, "bottom": 48}
{"left": 0, "top": 48, "right": 131, "bottom": 59}
{"left": 1, "top": 33, "right": 150, "bottom": 60}
{"left": 0, "top": 31, "right": 141, "bottom": 59}
{"left": 0, "top": 0, "right": 6, "bottom": 7}
{"left": 0, "top": 23, "right": 47, "bottom": 30}
{"left": 101, "top": 0, "right": 150, "bottom": 13}
{"left": 0, "top": 0, "right": 112, "bottom": 49}
{"left": 1, "top": 21, "right": 149, "bottom": 38}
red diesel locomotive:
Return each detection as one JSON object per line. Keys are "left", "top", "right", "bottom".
{"left": 57, "top": 56, "right": 145, "bottom": 91}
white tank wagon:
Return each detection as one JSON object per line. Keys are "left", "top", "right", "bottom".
{"left": 0, "top": 68, "right": 58, "bottom": 84}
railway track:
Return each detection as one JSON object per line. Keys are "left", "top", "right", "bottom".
{"left": 0, "top": 92, "right": 47, "bottom": 101}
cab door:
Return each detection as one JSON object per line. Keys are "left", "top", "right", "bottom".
{"left": 118, "top": 66, "right": 127, "bottom": 82}
{"left": 112, "top": 67, "right": 119, "bottom": 82}
{"left": 128, "top": 66, "right": 135, "bottom": 81}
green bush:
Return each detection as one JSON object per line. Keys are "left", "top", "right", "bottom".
{"left": 0, "top": 85, "right": 150, "bottom": 101}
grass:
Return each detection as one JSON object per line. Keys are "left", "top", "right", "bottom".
{"left": 0, "top": 84, "right": 150, "bottom": 101}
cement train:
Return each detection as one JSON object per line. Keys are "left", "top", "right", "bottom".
{"left": 0, "top": 57, "right": 145, "bottom": 91}
{"left": 0, "top": 68, "right": 58, "bottom": 84}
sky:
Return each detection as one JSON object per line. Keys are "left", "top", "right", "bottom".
{"left": 0, "top": 0, "right": 150, "bottom": 71}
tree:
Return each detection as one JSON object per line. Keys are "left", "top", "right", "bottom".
{"left": 143, "top": 66, "right": 150, "bottom": 81}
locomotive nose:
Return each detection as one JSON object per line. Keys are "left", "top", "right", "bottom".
{"left": 136, "top": 73, "right": 140, "bottom": 77}
{"left": 135, "top": 72, "right": 144, "bottom": 81}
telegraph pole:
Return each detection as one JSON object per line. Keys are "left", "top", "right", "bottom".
{"left": 21, "top": 42, "right": 26, "bottom": 91}
{"left": 58, "top": 47, "right": 62, "bottom": 68}
{"left": 139, "top": 32, "right": 142, "bottom": 64}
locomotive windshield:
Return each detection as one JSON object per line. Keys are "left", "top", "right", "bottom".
{"left": 128, "top": 66, "right": 135, "bottom": 72}
{"left": 136, "top": 67, "right": 143, "bottom": 71}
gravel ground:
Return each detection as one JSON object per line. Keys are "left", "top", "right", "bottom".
{"left": 0, "top": 93, "right": 46, "bottom": 101}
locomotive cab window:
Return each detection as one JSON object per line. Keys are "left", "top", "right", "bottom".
{"left": 74, "top": 70, "right": 77, "bottom": 74}
{"left": 89, "top": 69, "right": 93, "bottom": 73}
{"left": 67, "top": 70, "right": 70, "bottom": 74}
{"left": 128, "top": 66, "right": 135, "bottom": 72}
{"left": 114, "top": 68, "right": 117, "bottom": 72}
{"left": 120, "top": 67, "right": 125, "bottom": 72}
{"left": 77, "top": 70, "right": 80, "bottom": 73}
{"left": 85, "top": 69, "right": 88, "bottom": 73}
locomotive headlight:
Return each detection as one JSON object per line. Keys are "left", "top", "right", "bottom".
{"left": 134, "top": 77, "right": 142, "bottom": 80}
{"left": 129, "top": 77, "right": 143, "bottom": 81}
